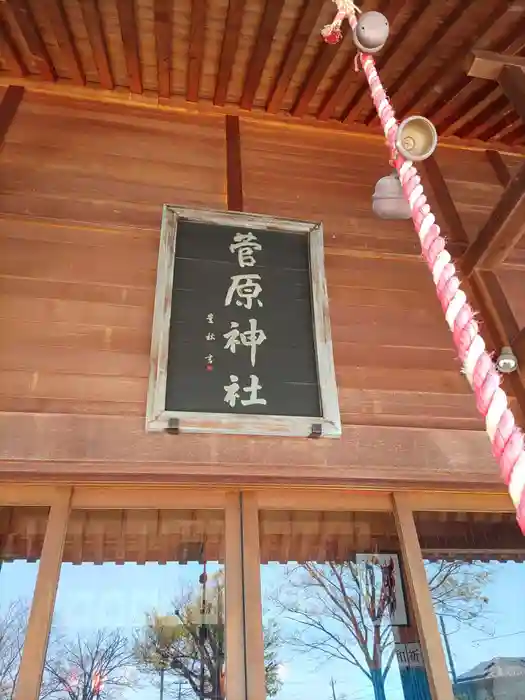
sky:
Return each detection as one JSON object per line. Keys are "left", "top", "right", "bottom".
{"left": 1, "top": 555, "right": 525, "bottom": 700}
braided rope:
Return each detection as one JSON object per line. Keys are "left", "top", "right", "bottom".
{"left": 322, "top": 2, "right": 525, "bottom": 533}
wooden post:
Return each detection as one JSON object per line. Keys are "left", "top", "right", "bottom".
{"left": 14, "top": 487, "right": 72, "bottom": 700}
{"left": 225, "top": 492, "right": 246, "bottom": 700}
{"left": 240, "top": 493, "right": 266, "bottom": 700}
{"left": 392, "top": 493, "right": 454, "bottom": 700}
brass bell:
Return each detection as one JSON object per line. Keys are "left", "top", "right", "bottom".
{"left": 395, "top": 116, "right": 438, "bottom": 161}
{"left": 352, "top": 11, "right": 390, "bottom": 54}
{"left": 372, "top": 172, "right": 412, "bottom": 220}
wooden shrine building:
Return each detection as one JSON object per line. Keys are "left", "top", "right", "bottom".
{"left": 0, "top": 1, "right": 525, "bottom": 699}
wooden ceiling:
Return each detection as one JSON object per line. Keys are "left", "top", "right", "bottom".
{"left": 0, "top": 0, "right": 524, "bottom": 148}
{"left": 2, "top": 507, "right": 525, "bottom": 564}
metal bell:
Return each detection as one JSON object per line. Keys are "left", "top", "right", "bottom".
{"left": 372, "top": 172, "right": 412, "bottom": 220}
{"left": 395, "top": 116, "right": 438, "bottom": 161}
{"left": 353, "top": 11, "right": 389, "bottom": 54}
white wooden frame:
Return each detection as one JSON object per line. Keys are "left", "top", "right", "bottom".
{"left": 146, "top": 205, "right": 341, "bottom": 438}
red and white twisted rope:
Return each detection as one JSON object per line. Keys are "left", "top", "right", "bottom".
{"left": 322, "top": 2, "right": 525, "bottom": 533}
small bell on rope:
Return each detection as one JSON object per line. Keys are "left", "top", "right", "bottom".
{"left": 352, "top": 11, "right": 389, "bottom": 54}
{"left": 395, "top": 116, "right": 438, "bottom": 161}
{"left": 372, "top": 172, "right": 412, "bottom": 220}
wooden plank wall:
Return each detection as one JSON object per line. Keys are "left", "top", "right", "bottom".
{"left": 0, "top": 93, "right": 522, "bottom": 487}
{"left": 0, "top": 93, "right": 226, "bottom": 418}
{"left": 241, "top": 120, "right": 521, "bottom": 430}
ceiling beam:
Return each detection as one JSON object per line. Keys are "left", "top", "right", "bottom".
{"left": 153, "top": 0, "right": 172, "bottom": 98}
{"left": 186, "top": 0, "right": 207, "bottom": 102}
{"left": 461, "top": 163, "right": 525, "bottom": 275}
{"left": 214, "top": 0, "right": 245, "bottom": 106}
{"left": 267, "top": 0, "right": 324, "bottom": 114}
{"left": 0, "top": 21, "right": 26, "bottom": 76}
{"left": 0, "top": 84, "right": 24, "bottom": 149}
{"left": 467, "top": 49, "right": 525, "bottom": 82}
{"left": 46, "top": 0, "right": 85, "bottom": 85}
{"left": 419, "top": 155, "right": 525, "bottom": 421}
{"left": 467, "top": 49, "right": 525, "bottom": 130}
{"left": 116, "top": 0, "right": 142, "bottom": 94}
{"left": 79, "top": 0, "right": 113, "bottom": 90}
{"left": 240, "top": 0, "right": 286, "bottom": 111}
{"left": 3, "top": 0, "right": 55, "bottom": 81}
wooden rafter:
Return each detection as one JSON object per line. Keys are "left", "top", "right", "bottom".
{"left": 44, "top": 0, "right": 85, "bottom": 85}
{"left": 419, "top": 155, "right": 525, "bottom": 421}
{"left": 395, "top": 0, "right": 509, "bottom": 120}
{"left": 3, "top": 0, "right": 55, "bottom": 81}
{"left": 454, "top": 92, "right": 508, "bottom": 139}
{"left": 240, "top": 0, "right": 286, "bottom": 111}
{"left": 115, "top": 0, "right": 142, "bottom": 94}
{"left": 427, "top": 21, "right": 525, "bottom": 131}
{"left": 0, "top": 84, "right": 23, "bottom": 148}
{"left": 267, "top": 0, "right": 324, "bottom": 114}
{"left": 476, "top": 107, "right": 520, "bottom": 143}
{"left": 317, "top": 0, "right": 391, "bottom": 121}
{"left": 0, "top": 1, "right": 522, "bottom": 148}
{"left": 214, "top": 0, "right": 245, "bottom": 106}
{"left": 361, "top": 0, "right": 477, "bottom": 126}
{"left": 79, "top": 0, "right": 113, "bottom": 90}
{"left": 461, "top": 163, "right": 525, "bottom": 274}
{"left": 153, "top": 0, "right": 172, "bottom": 99}
{"left": 292, "top": 41, "right": 334, "bottom": 118}
{"left": 187, "top": 0, "right": 207, "bottom": 102}
{"left": 341, "top": 0, "right": 424, "bottom": 124}
{"left": 0, "top": 21, "right": 26, "bottom": 76}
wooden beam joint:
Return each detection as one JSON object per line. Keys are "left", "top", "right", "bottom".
{"left": 499, "top": 64, "right": 525, "bottom": 124}
{"left": 467, "top": 50, "right": 525, "bottom": 82}
{"left": 461, "top": 163, "right": 525, "bottom": 274}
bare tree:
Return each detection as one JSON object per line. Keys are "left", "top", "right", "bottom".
{"left": 41, "top": 629, "right": 136, "bottom": 700}
{"left": 0, "top": 600, "right": 29, "bottom": 700}
{"left": 271, "top": 559, "right": 490, "bottom": 700}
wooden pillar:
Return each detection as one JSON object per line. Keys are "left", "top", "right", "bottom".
{"left": 14, "top": 487, "right": 72, "bottom": 700}
{"left": 240, "top": 493, "right": 266, "bottom": 700}
{"left": 225, "top": 492, "right": 246, "bottom": 700}
{"left": 392, "top": 493, "right": 454, "bottom": 700}
{"left": 0, "top": 85, "right": 24, "bottom": 150}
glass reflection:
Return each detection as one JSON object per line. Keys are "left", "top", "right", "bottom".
{"left": 415, "top": 510, "right": 525, "bottom": 700}
{"left": 38, "top": 508, "right": 225, "bottom": 700}
{"left": 259, "top": 510, "right": 427, "bottom": 700}
{"left": 0, "top": 506, "right": 48, "bottom": 698}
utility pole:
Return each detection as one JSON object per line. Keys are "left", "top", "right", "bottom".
{"left": 439, "top": 615, "right": 457, "bottom": 684}
{"left": 160, "top": 666, "right": 165, "bottom": 700}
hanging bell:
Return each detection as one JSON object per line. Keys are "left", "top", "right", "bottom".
{"left": 372, "top": 172, "right": 412, "bottom": 220}
{"left": 352, "top": 11, "right": 389, "bottom": 54}
{"left": 395, "top": 116, "right": 438, "bottom": 161}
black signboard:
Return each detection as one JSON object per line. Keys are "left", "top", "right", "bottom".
{"left": 147, "top": 206, "right": 340, "bottom": 438}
